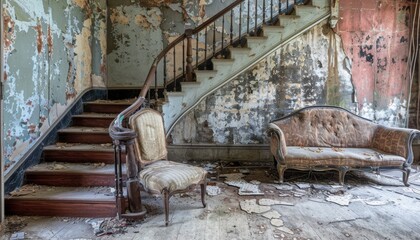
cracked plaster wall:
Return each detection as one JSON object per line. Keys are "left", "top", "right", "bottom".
{"left": 2, "top": 0, "right": 107, "bottom": 173}
{"left": 170, "top": 21, "right": 355, "bottom": 144}
{"left": 336, "top": 0, "right": 412, "bottom": 127}
{"left": 170, "top": 0, "right": 413, "bottom": 144}
{"left": 107, "top": 0, "right": 239, "bottom": 88}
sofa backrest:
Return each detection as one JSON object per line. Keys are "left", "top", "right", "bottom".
{"left": 271, "top": 106, "right": 378, "bottom": 148}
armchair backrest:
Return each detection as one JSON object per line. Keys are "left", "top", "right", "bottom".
{"left": 129, "top": 108, "right": 167, "bottom": 166}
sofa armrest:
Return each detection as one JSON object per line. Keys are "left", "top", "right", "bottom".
{"left": 372, "top": 126, "right": 420, "bottom": 165}
{"left": 267, "top": 123, "right": 287, "bottom": 163}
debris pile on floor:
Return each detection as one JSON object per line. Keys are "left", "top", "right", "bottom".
{"left": 222, "top": 173, "right": 264, "bottom": 195}
{"left": 88, "top": 218, "right": 134, "bottom": 237}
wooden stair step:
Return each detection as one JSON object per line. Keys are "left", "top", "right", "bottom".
{"left": 83, "top": 99, "right": 136, "bottom": 114}
{"left": 25, "top": 162, "right": 122, "bottom": 187}
{"left": 58, "top": 127, "right": 111, "bottom": 144}
{"left": 43, "top": 143, "right": 122, "bottom": 164}
{"left": 5, "top": 185, "right": 117, "bottom": 218}
{"left": 72, "top": 113, "right": 117, "bottom": 128}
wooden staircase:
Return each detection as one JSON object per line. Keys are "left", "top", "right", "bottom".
{"left": 5, "top": 99, "right": 133, "bottom": 217}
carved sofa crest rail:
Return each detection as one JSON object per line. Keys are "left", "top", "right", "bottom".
{"left": 267, "top": 106, "right": 420, "bottom": 186}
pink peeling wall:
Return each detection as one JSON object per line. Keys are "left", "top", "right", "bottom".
{"left": 336, "top": 0, "right": 413, "bottom": 126}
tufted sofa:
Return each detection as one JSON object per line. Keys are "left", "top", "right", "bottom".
{"left": 267, "top": 106, "right": 420, "bottom": 186}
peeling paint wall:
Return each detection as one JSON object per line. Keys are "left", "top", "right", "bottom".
{"left": 170, "top": 21, "right": 355, "bottom": 144}
{"left": 336, "top": 0, "right": 412, "bottom": 127}
{"left": 170, "top": 0, "right": 413, "bottom": 144}
{"left": 2, "top": 0, "right": 107, "bottom": 173}
{"left": 107, "top": 0, "right": 236, "bottom": 88}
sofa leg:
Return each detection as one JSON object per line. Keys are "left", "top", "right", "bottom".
{"left": 338, "top": 167, "right": 348, "bottom": 185}
{"left": 277, "top": 164, "right": 287, "bottom": 183}
{"left": 402, "top": 167, "right": 411, "bottom": 187}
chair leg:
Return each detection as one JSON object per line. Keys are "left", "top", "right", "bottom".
{"left": 403, "top": 166, "right": 411, "bottom": 187}
{"left": 201, "top": 182, "right": 207, "bottom": 208}
{"left": 163, "top": 190, "right": 170, "bottom": 226}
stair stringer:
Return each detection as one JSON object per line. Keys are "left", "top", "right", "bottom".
{"left": 163, "top": 6, "right": 331, "bottom": 135}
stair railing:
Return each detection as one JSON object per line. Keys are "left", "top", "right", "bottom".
{"left": 109, "top": 0, "right": 306, "bottom": 219}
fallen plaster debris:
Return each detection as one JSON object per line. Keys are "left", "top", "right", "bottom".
{"left": 259, "top": 198, "right": 294, "bottom": 206}
{"left": 403, "top": 187, "right": 420, "bottom": 195}
{"left": 364, "top": 200, "right": 389, "bottom": 206}
{"left": 240, "top": 199, "right": 271, "bottom": 214}
{"left": 277, "top": 226, "right": 294, "bottom": 235}
{"left": 225, "top": 176, "right": 264, "bottom": 196}
{"left": 262, "top": 210, "right": 281, "bottom": 219}
{"left": 272, "top": 184, "right": 294, "bottom": 191}
{"left": 270, "top": 219, "right": 284, "bottom": 227}
{"left": 10, "top": 232, "right": 25, "bottom": 240}
{"left": 279, "top": 193, "right": 292, "bottom": 197}
{"left": 295, "top": 182, "right": 311, "bottom": 189}
{"left": 250, "top": 180, "right": 261, "bottom": 185}
{"left": 325, "top": 194, "right": 353, "bottom": 206}
{"left": 206, "top": 185, "right": 222, "bottom": 196}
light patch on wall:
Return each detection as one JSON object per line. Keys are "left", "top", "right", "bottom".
{"left": 74, "top": 18, "right": 93, "bottom": 92}
{"left": 359, "top": 97, "right": 407, "bottom": 127}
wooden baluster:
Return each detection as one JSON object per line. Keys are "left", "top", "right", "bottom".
{"left": 213, "top": 22, "right": 216, "bottom": 57}
{"left": 163, "top": 55, "right": 167, "bottom": 90}
{"left": 255, "top": 0, "right": 258, "bottom": 35}
{"left": 279, "top": 0, "right": 281, "bottom": 15}
{"left": 222, "top": 15, "right": 225, "bottom": 53}
{"left": 239, "top": 2, "right": 242, "bottom": 42}
{"left": 185, "top": 29, "right": 194, "bottom": 82}
{"left": 114, "top": 142, "right": 124, "bottom": 218}
{"left": 230, "top": 9, "right": 234, "bottom": 45}
{"left": 154, "top": 67, "right": 158, "bottom": 101}
{"left": 270, "top": 0, "right": 273, "bottom": 23}
{"left": 263, "top": 0, "right": 266, "bottom": 24}
{"left": 196, "top": 33, "right": 199, "bottom": 69}
{"left": 204, "top": 28, "right": 208, "bottom": 69}
{"left": 182, "top": 39, "right": 185, "bottom": 81}
{"left": 287, "top": 0, "right": 289, "bottom": 13}
{"left": 247, "top": 0, "right": 250, "bottom": 34}
{"left": 173, "top": 47, "right": 176, "bottom": 91}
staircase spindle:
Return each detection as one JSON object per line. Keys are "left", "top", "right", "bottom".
{"left": 173, "top": 47, "right": 176, "bottom": 91}
{"left": 213, "top": 22, "right": 216, "bottom": 57}
{"left": 164, "top": 55, "right": 167, "bottom": 90}
{"left": 239, "top": 2, "right": 242, "bottom": 42}
{"left": 185, "top": 29, "right": 193, "bottom": 82}
{"left": 222, "top": 15, "right": 225, "bottom": 53}
{"left": 205, "top": 27, "right": 208, "bottom": 69}
{"left": 154, "top": 67, "right": 158, "bottom": 101}
{"left": 255, "top": 0, "right": 258, "bottom": 35}
{"left": 182, "top": 39, "right": 185, "bottom": 81}
{"left": 230, "top": 9, "right": 234, "bottom": 45}
{"left": 196, "top": 33, "right": 199, "bottom": 69}
{"left": 270, "top": 0, "right": 273, "bottom": 23}
{"left": 263, "top": 0, "right": 266, "bottom": 24}
{"left": 287, "top": 0, "right": 289, "bottom": 13}
{"left": 247, "top": 0, "right": 250, "bottom": 34}
{"left": 279, "top": 0, "right": 281, "bottom": 15}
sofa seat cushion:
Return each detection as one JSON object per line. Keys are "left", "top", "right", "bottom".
{"left": 285, "top": 147, "right": 405, "bottom": 168}
{"left": 140, "top": 160, "right": 207, "bottom": 193}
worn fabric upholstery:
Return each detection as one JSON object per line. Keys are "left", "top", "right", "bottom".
{"left": 140, "top": 161, "right": 207, "bottom": 193}
{"left": 285, "top": 147, "right": 405, "bottom": 167}
{"left": 129, "top": 109, "right": 168, "bottom": 166}
{"left": 272, "top": 108, "right": 378, "bottom": 148}
{"left": 268, "top": 123, "right": 287, "bottom": 159}
{"left": 372, "top": 126, "right": 415, "bottom": 159}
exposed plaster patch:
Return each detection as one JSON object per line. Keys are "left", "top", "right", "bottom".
{"left": 34, "top": 21, "right": 43, "bottom": 54}
{"left": 110, "top": 9, "right": 129, "bottom": 25}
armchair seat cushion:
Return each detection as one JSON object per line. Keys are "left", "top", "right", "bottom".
{"left": 285, "top": 147, "right": 405, "bottom": 168}
{"left": 140, "top": 160, "right": 207, "bottom": 193}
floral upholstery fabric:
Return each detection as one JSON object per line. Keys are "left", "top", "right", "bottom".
{"left": 140, "top": 160, "right": 207, "bottom": 193}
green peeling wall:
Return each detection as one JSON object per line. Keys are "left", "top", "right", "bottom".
{"left": 2, "top": 0, "right": 107, "bottom": 174}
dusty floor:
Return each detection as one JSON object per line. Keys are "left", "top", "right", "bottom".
{"left": 1, "top": 163, "right": 420, "bottom": 240}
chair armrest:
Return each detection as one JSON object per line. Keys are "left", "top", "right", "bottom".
{"left": 267, "top": 123, "right": 287, "bottom": 163}
{"left": 372, "top": 126, "right": 420, "bottom": 165}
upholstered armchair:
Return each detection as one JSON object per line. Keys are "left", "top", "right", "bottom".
{"left": 129, "top": 108, "right": 207, "bottom": 226}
